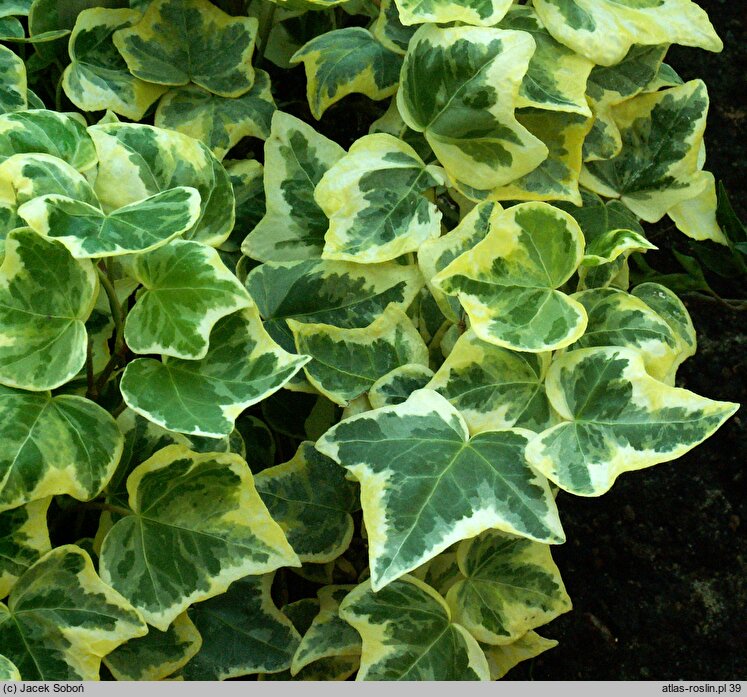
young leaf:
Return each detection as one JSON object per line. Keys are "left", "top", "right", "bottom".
{"left": 291, "top": 28, "right": 402, "bottom": 120}
{"left": 315, "top": 133, "right": 444, "bottom": 263}
{"left": 120, "top": 308, "right": 309, "bottom": 437}
{"left": 0, "top": 545, "right": 147, "bottom": 680}
{"left": 0, "top": 45, "right": 26, "bottom": 114}
{"left": 432, "top": 202, "right": 587, "bottom": 352}
{"left": 123, "top": 239, "right": 252, "bottom": 359}
{"left": 317, "top": 388, "right": 564, "bottom": 590}
{"left": 370, "top": 0, "right": 416, "bottom": 55}
{"left": 397, "top": 25, "right": 548, "bottom": 198}
{"left": 242, "top": 111, "right": 345, "bottom": 262}
{"left": 255, "top": 442, "right": 358, "bottom": 563}
{"left": 339, "top": 575, "right": 490, "bottom": 680}
{"left": 426, "top": 329, "right": 553, "bottom": 434}
{"left": 113, "top": 0, "right": 258, "bottom": 97}
{"left": 289, "top": 305, "right": 429, "bottom": 406}
{"left": 393, "top": 0, "right": 511, "bottom": 28}
{"left": 182, "top": 574, "right": 301, "bottom": 680}
{"left": 99, "top": 445, "right": 300, "bottom": 630}
{"left": 369, "top": 363, "right": 434, "bottom": 409}
{"left": 0, "top": 229, "right": 97, "bottom": 391}
{"left": 0, "top": 498, "right": 51, "bottom": 598}
{"left": 62, "top": 8, "right": 167, "bottom": 121}
{"left": 0, "top": 386, "right": 123, "bottom": 512}
{"left": 526, "top": 347, "right": 739, "bottom": 496}
{"left": 104, "top": 612, "right": 202, "bottom": 681}
{"left": 532, "top": 0, "right": 722, "bottom": 67}
{"left": 154, "top": 70, "right": 276, "bottom": 160}
{"left": 445, "top": 530, "right": 571, "bottom": 645}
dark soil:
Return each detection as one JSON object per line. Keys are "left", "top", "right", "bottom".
{"left": 506, "top": 1, "right": 747, "bottom": 680}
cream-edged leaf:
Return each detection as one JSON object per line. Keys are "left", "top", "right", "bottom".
{"left": 394, "top": 0, "right": 511, "bottom": 27}
{"left": 0, "top": 498, "right": 51, "bottom": 598}
{"left": 0, "top": 654, "right": 20, "bottom": 680}
{"left": 0, "top": 45, "right": 26, "bottom": 115}
{"left": 369, "top": 363, "right": 434, "bottom": 409}
{"left": 371, "top": 0, "right": 416, "bottom": 55}
{"left": 482, "top": 631, "right": 558, "bottom": 679}
{"left": 667, "top": 170, "right": 727, "bottom": 245}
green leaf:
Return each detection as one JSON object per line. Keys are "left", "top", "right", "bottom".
{"left": 223, "top": 159, "right": 264, "bottom": 252}
{"left": 290, "top": 28, "right": 402, "bottom": 120}
{"left": 0, "top": 386, "right": 123, "bottom": 512}
{"left": 533, "top": 0, "right": 722, "bottom": 67}
{"left": 289, "top": 305, "right": 429, "bottom": 406}
{"left": 154, "top": 70, "right": 276, "bottom": 160}
{"left": 0, "top": 228, "right": 97, "bottom": 391}
{"left": 89, "top": 122, "right": 234, "bottom": 247}
{"left": 123, "top": 239, "right": 252, "bottom": 359}
{"left": 446, "top": 530, "right": 571, "bottom": 645}
{"left": 62, "top": 8, "right": 168, "bottom": 121}
{"left": 339, "top": 575, "right": 490, "bottom": 680}
{"left": 368, "top": 95, "right": 433, "bottom": 163}
{"left": 254, "top": 442, "right": 358, "bottom": 563}
{"left": 432, "top": 202, "right": 587, "bottom": 352}
{"left": 526, "top": 347, "right": 739, "bottom": 496}
{"left": 245, "top": 257, "right": 424, "bottom": 354}
{"left": 99, "top": 445, "right": 300, "bottom": 630}
{"left": 0, "top": 545, "right": 147, "bottom": 680}
{"left": 482, "top": 631, "right": 557, "bottom": 679}
{"left": 0, "top": 109, "right": 97, "bottom": 172}
{"left": 120, "top": 308, "right": 309, "bottom": 437}
{"left": 182, "top": 573, "right": 301, "bottom": 679}
{"left": 0, "top": 17, "right": 24, "bottom": 40}
{"left": 261, "top": 655, "right": 360, "bottom": 681}
{"left": 581, "top": 81, "right": 710, "bottom": 222}
{"left": 241, "top": 111, "right": 344, "bottom": 262}
{"left": 0, "top": 1, "right": 32, "bottom": 18}
{"left": 317, "top": 388, "right": 564, "bottom": 590}
{"left": 291, "top": 585, "right": 361, "bottom": 675}
{"left": 393, "top": 0, "right": 511, "bottom": 27}
{"left": 0, "top": 654, "right": 20, "bottom": 681}
{"left": 369, "top": 363, "right": 434, "bottom": 409}
{"left": 18, "top": 186, "right": 201, "bottom": 259}
{"left": 112, "top": 0, "right": 258, "bottom": 97}
{"left": 0, "top": 45, "right": 26, "bottom": 114}
{"left": 397, "top": 25, "right": 548, "bottom": 198}
{"left": 427, "top": 329, "right": 553, "bottom": 434}
{"left": 0, "top": 498, "right": 51, "bottom": 598}
{"left": 315, "top": 133, "right": 444, "bottom": 263}
{"left": 104, "top": 612, "right": 202, "bottom": 681}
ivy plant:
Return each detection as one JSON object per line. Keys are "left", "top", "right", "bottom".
{"left": 0, "top": 0, "right": 740, "bottom": 682}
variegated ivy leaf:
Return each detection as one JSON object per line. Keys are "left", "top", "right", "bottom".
{"left": 0, "top": 45, "right": 26, "bottom": 114}
{"left": 62, "top": 8, "right": 167, "bottom": 122}
{"left": 418, "top": 202, "right": 499, "bottom": 322}
{"left": 123, "top": 239, "right": 252, "bottom": 359}
{"left": 0, "top": 1, "right": 32, "bottom": 18}
{"left": 0, "top": 498, "right": 51, "bottom": 598}
{"left": 113, "top": 0, "right": 258, "bottom": 98}
{"left": 583, "top": 44, "right": 668, "bottom": 163}
{"left": 242, "top": 111, "right": 344, "bottom": 262}
{"left": 120, "top": 308, "right": 309, "bottom": 437}
{"left": 369, "top": 363, "right": 434, "bottom": 409}
{"left": 0, "top": 546, "right": 147, "bottom": 680}
{"left": 526, "top": 347, "right": 739, "bottom": 496}
{"left": 0, "top": 109, "right": 96, "bottom": 171}
{"left": 500, "top": 6, "right": 593, "bottom": 116}
{"left": 18, "top": 186, "right": 201, "bottom": 259}
{"left": 569, "top": 287, "right": 680, "bottom": 383}
{"left": 317, "top": 389, "right": 564, "bottom": 590}
{"left": 254, "top": 442, "right": 358, "bottom": 563}
{"left": 581, "top": 80, "right": 709, "bottom": 222}
{"left": 224, "top": 159, "right": 264, "bottom": 252}
{"left": 0, "top": 654, "right": 20, "bottom": 681}
{"left": 182, "top": 574, "right": 301, "bottom": 680}
{"left": 0, "top": 229, "right": 97, "bottom": 391}
{"left": 289, "top": 305, "right": 428, "bottom": 406}
{"left": 397, "top": 25, "right": 548, "bottom": 198}
{"left": 668, "top": 170, "right": 727, "bottom": 245}
{"left": 490, "top": 109, "right": 591, "bottom": 205}
{"left": 291, "top": 585, "right": 361, "bottom": 675}
{"left": 368, "top": 96, "right": 432, "bottom": 163}
{"left": 339, "top": 576, "right": 490, "bottom": 680}
{"left": 532, "top": 0, "right": 721, "bottom": 67}
{"left": 316, "top": 134, "right": 444, "bottom": 263}
{"left": 413, "top": 548, "right": 462, "bottom": 597}
{"left": 290, "top": 28, "right": 402, "bottom": 120}
{"left": 104, "top": 612, "right": 202, "bottom": 681}
{"left": 445, "top": 530, "right": 571, "bottom": 645}
{"left": 0, "top": 16, "right": 24, "bottom": 39}
{"left": 0, "top": 386, "right": 123, "bottom": 512}
{"left": 262, "top": 655, "right": 360, "bottom": 682}
{"left": 99, "top": 445, "right": 300, "bottom": 630}
{"left": 482, "top": 631, "right": 557, "bottom": 680}
{"left": 427, "top": 330, "right": 553, "bottom": 434}
{"left": 154, "top": 70, "right": 275, "bottom": 160}
{"left": 245, "top": 257, "right": 423, "bottom": 354}
{"left": 394, "top": 0, "right": 511, "bottom": 27}
{"left": 432, "top": 202, "right": 587, "bottom": 353}
{"left": 89, "top": 123, "right": 234, "bottom": 247}
{"left": 370, "top": 0, "right": 416, "bottom": 55}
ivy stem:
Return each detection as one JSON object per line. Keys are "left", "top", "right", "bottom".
{"left": 86, "top": 338, "right": 96, "bottom": 400}
{"left": 255, "top": 1, "right": 276, "bottom": 65}
{"left": 80, "top": 501, "right": 132, "bottom": 517}
{"left": 93, "top": 265, "right": 126, "bottom": 395}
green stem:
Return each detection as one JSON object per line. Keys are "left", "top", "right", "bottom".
{"left": 94, "top": 265, "right": 126, "bottom": 393}
{"left": 81, "top": 501, "right": 132, "bottom": 517}
{"left": 85, "top": 338, "right": 96, "bottom": 400}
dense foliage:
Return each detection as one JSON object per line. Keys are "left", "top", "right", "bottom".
{"left": 0, "top": 0, "right": 740, "bottom": 682}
